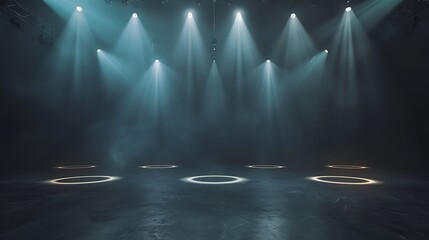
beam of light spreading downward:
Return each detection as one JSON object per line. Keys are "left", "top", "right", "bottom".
{"left": 43, "top": 0, "right": 78, "bottom": 21}
{"left": 49, "top": 9, "right": 96, "bottom": 96}
{"left": 114, "top": 14, "right": 151, "bottom": 78}
{"left": 354, "top": 0, "right": 402, "bottom": 29}
{"left": 276, "top": 14, "right": 317, "bottom": 69}
{"left": 203, "top": 61, "right": 226, "bottom": 118}
{"left": 328, "top": 7, "right": 383, "bottom": 135}
{"left": 254, "top": 60, "right": 280, "bottom": 120}
{"left": 129, "top": 60, "right": 176, "bottom": 126}
{"left": 175, "top": 11, "right": 208, "bottom": 110}
{"left": 282, "top": 50, "right": 328, "bottom": 127}
{"left": 97, "top": 50, "right": 130, "bottom": 94}
{"left": 222, "top": 11, "right": 260, "bottom": 108}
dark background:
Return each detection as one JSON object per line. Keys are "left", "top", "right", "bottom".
{"left": 0, "top": 0, "right": 428, "bottom": 173}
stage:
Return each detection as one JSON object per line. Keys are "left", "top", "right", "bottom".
{"left": 1, "top": 166, "right": 428, "bottom": 240}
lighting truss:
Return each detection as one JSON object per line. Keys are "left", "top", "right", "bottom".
{"left": 0, "top": 0, "right": 55, "bottom": 46}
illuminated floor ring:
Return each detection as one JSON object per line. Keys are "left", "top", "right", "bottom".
{"left": 55, "top": 165, "right": 96, "bottom": 169}
{"left": 139, "top": 165, "right": 178, "bottom": 169}
{"left": 326, "top": 165, "right": 368, "bottom": 169}
{"left": 47, "top": 175, "right": 121, "bottom": 185}
{"left": 307, "top": 176, "right": 380, "bottom": 185}
{"left": 181, "top": 175, "right": 248, "bottom": 185}
{"left": 246, "top": 165, "right": 285, "bottom": 169}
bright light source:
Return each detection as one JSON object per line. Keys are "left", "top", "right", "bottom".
{"left": 76, "top": 6, "right": 82, "bottom": 12}
{"left": 236, "top": 12, "right": 242, "bottom": 18}
{"left": 345, "top": 7, "right": 352, "bottom": 12}
{"left": 97, "top": 49, "right": 101, "bottom": 53}
{"left": 291, "top": 13, "right": 296, "bottom": 19}
{"left": 132, "top": 13, "right": 138, "bottom": 18}
{"left": 188, "top": 12, "right": 193, "bottom": 18}
{"left": 324, "top": 49, "right": 328, "bottom": 53}
{"left": 266, "top": 60, "right": 271, "bottom": 63}
{"left": 155, "top": 59, "right": 159, "bottom": 63}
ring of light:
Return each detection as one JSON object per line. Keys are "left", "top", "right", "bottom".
{"left": 47, "top": 175, "right": 121, "bottom": 185}
{"left": 326, "top": 165, "right": 368, "bottom": 169}
{"left": 55, "top": 165, "right": 96, "bottom": 169}
{"left": 246, "top": 165, "right": 285, "bottom": 169}
{"left": 308, "top": 176, "right": 380, "bottom": 185}
{"left": 181, "top": 175, "right": 248, "bottom": 185}
{"left": 139, "top": 165, "right": 178, "bottom": 169}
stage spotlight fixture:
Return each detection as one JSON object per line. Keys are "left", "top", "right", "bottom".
{"left": 291, "top": 13, "right": 296, "bottom": 18}
{"left": 76, "top": 6, "right": 82, "bottom": 12}
{"left": 266, "top": 59, "right": 271, "bottom": 63}
{"left": 155, "top": 59, "right": 159, "bottom": 63}
{"left": 9, "top": 17, "right": 22, "bottom": 29}
{"left": 132, "top": 13, "right": 138, "bottom": 18}
{"left": 38, "top": 33, "right": 54, "bottom": 47}
{"left": 97, "top": 49, "right": 101, "bottom": 53}
{"left": 324, "top": 49, "right": 328, "bottom": 53}
{"left": 345, "top": 7, "right": 351, "bottom": 12}
{"left": 236, "top": 12, "right": 241, "bottom": 17}
{"left": 188, "top": 12, "right": 193, "bottom": 18}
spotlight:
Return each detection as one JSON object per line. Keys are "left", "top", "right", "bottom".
{"left": 291, "top": 13, "right": 296, "bottom": 19}
{"left": 324, "top": 49, "right": 328, "bottom": 53}
{"left": 188, "top": 12, "right": 193, "bottom": 18}
{"left": 132, "top": 13, "right": 138, "bottom": 18}
{"left": 266, "top": 59, "right": 271, "bottom": 63}
{"left": 211, "top": 38, "right": 218, "bottom": 51}
{"left": 9, "top": 17, "right": 21, "bottom": 29}
{"left": 38, "top": 33, "right": 54, "bottom": 47}
{"left": 76, "top": 6, "right": 82, "bottom": 12}
{"left": 236, "top": 12, "right": 241, "bottom": 17}
{"left": 345, "top": 7, "right": 351, "bottom": 12}
{"left": 97, "top": 49, "right": 101, "bottom": 53}
{"left": 155, "top": 59, "right": 159, "bottom": 63}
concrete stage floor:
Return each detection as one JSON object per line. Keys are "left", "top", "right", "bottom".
{"left": 1, "top": 166, "right": 428, "bottom": 240}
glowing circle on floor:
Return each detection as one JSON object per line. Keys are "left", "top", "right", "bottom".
{"left": 307, "top": 176, "right": 380, "bottom": 185}
{"left": 139, "top": 165, "right": 178, "bottom": 169}
{"left": 55, "top": 165, "right": 96, "bottom": 169}
{"left": 47, "top": 176, "right": 121, "bottom": 185}
{"left": 326, "top": 165, "right": 368, "bottom": 169}
{"left": 246, "top": 165, "right": 285, "bottom": 169}
{"left": 181, "top": 175, "right": 248, "bottom": 185}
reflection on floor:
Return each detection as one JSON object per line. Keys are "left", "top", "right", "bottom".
{"left": 1, "top": 166, "right": 428, "bottom": 240}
